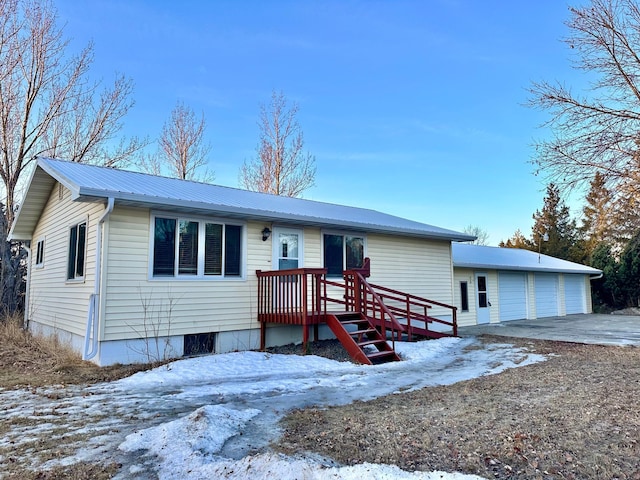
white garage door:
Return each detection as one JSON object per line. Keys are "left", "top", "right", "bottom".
{"left": 535, "top": 273, "right": 559, "bottom": 318}
{"left": 564, "top": 275, "right": 586, "bottom": 314}
{"left": 498, "top": 272, "right": 527, "bottom": 321}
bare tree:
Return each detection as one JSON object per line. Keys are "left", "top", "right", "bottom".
{"left": 240, "top": 91, "right": 315, "bottom": 197}
{"left": 529, "top": 0, "right": 640, "bottom": 196}
{"left": 0, "top": 0, "right": 143, "bottom": 227}
{"left": 462, "top": 225, "right": 490, "bottom": 245}
{"left": 157, "top": 101, "right": 213, "bottom": 182}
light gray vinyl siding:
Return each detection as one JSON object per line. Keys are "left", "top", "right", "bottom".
{"left": 28, "top": 183, "right": 104, "bottom": 337}
{"left": 498, "top": 272, "right": 528, "bottom": 321}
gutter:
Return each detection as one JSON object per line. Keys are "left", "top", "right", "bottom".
{"left": 83, "top": 197, "right": 114, "bottom": 361}
{"left": 23, "top": 244, "right": 31, "bottom": 329}
{"left": 589, "top": 273, "right": 604, "bottom": 280}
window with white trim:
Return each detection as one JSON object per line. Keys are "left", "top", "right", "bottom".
{"left": 67, "top": 222, "right": 87, "bottom": 280}
{"left": 323, "top": 233, "right": 365, "bottom": 277}
{"left": 35, "top": 238, "right": 45, "bottom": 268}
{"left": 152, "top": 216, "right": 243, "bottom": 278}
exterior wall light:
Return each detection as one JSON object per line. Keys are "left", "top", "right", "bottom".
{"left": 262, "top": 227, "right": 272, "bottom": 241}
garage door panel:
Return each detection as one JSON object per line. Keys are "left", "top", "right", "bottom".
{"left": 499, "top": 272, "right": 527, "bottom": 321}
{"left": 565, "top": 275, "right": 586, "bottom": 314}
{"left": 535, "top": 274, "right": 558, "bottom": 318}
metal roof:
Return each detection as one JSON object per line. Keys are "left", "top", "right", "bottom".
{"left": 9, "top": 157, "right": 476, "bottom": 242}
{"left": 452, "top": 243, "right": 602, "bottom": 275}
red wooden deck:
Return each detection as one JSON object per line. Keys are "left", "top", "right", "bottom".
{"left": 256, "top": 259, "right": 458, "bottom": 363}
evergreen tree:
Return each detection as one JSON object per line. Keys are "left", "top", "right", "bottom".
{"left": 611, "top": 178, "right": 640, "bottom": 249}
{"left": 580, "top": 172, "right": 615, "bottom": 259}
{"left": 618, "top": 231, "right": 640, "bottom": 307}
{"left": 590, "top": 242, "right": 621, "bottom": 309}
{"left": 532, "top": 184, "right": 581, "bottom": 262}
{"left": 499, "top": 229, "right": 532, "bottom": 249}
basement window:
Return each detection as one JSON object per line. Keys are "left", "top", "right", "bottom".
{"left": 184, "top": 333, "right": 216, "bottom": 356}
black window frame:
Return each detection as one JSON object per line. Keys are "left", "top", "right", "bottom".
{"left": 67, "top": 221, "right": 87, "bottom": 281}
{"left": 460, "top": 281, "right": 469, "bottom": 312}
{"left": 35, "top": 238, "right": 45, "bottom": 268}
{"left": 323, "top": 233, "right": 365, "bottom": 277}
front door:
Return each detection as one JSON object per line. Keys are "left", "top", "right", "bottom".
{"left": 475, "top": 273, "right": 490, "bottom": 324}
{"left": 272, "top": 228, "right": 303, "bottom": 270}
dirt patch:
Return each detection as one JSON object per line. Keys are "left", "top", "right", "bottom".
{"left": 277, "top": 335, "right": 640, "bottom": 479}
{"left": 266, "top": 339, "right": 355, "bottom": 363}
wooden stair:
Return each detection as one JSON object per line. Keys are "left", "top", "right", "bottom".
{"left": 326, "top": 312, "right": 401, "bottom": 365}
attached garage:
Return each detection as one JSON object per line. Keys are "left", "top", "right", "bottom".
{"left": 452, "top": 244, "right": 601, "bottom": 326}
{"left": 564, "top": 274, "right": 587, "bottom": 314}
{"left": 534, "top": 273, "right": 559, "bottom": 318}
{"left": 498, "top": 272, "right": 528, "bottom": 321}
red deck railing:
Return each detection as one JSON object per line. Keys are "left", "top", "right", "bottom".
{"left": 256, "top": 268, "right": 327, "bottom": 349}
{"left": 363, "top": 281, "right": 458, "bottom": 337}
{"left": 256, "top": 258, "right": 458, "bottom": 350}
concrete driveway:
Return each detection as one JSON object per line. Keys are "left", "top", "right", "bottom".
{"left": 458, "top": 314, "right": 640, "bottom": 346}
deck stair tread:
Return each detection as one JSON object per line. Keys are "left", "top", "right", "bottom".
{"left": 325, "top": 312, "right": 401, "bottom": 365}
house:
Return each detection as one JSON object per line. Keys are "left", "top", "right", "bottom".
{"left": 9, "top": 158, "right": 475, "bottom": 366}
{"left": 452, "top": 243, "right": 601, "bottom": 326}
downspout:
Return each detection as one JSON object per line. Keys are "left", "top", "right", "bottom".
{"left": 590, "top": 273, "right": 604, "bottom": 280}
{"left": 83, "top": 197, "right": 114, "bottom": 360}
{"left": 23, "top": 243, "right": 31, "bottom": 329}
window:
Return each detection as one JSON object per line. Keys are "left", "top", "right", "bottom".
{"left": 35, "top": 238, "right": 45, "bottom": 268}
{"left": 323, "top": 233, "right": 365, "bottom": 277}
{"left": 152, "top": 216, "right": 243, "bottom": 278}
{"left": 460, "top": 281, "right": 469, "bottom": 312}
{"left": 184, "top": 332, "right": 216, "bottom": 356}
{"left": 178, "top": 220, "right": 198, "bottom": 275}
{"left": 477, "top": 275, "right": 488, "bottom": 308}
{"left": 67, "top": 222, "right": 87, "bottom": 280}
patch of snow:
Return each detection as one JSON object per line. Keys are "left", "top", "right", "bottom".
{"left": 0, "top": 337, "right": 544, "bottom": 479}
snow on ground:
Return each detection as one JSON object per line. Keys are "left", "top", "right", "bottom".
{"left": 0, "top": 337, "right": 545, "bottom": 479}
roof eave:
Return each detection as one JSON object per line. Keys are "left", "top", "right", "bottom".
{"left": 453, "top": 261, "right": 601, "bottom": 275}
{"left": 8, "top": 164, "right": 60, "bottom": 242}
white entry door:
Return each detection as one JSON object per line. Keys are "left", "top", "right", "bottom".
{"left": 475, "top": 273, "right": 491, "bottom": 324}
{"left": 272, "top": 228, "right": 303, "bottom": 270}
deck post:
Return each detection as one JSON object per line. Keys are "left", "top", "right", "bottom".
{"left": 452, "top": 308, "right": 458, "bottom": 336}
{"left": 302, "top": 271, "right": 309, "bottom": 353}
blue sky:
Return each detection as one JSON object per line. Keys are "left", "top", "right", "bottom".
{"left": 55, "top": 0, "right": 585, "bottom": 245}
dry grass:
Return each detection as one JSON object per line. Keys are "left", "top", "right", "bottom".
{"left": 278, "top": 336, "right": 640, "bottom": 480}
{"left": 0, "top": 314, "right": 154, "bottom": 479}
{"left": 4, "top": 462, "right": 120, "bottom": 480}
{"left": 0, "top": 314, "right": 149, "bottom": 389}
